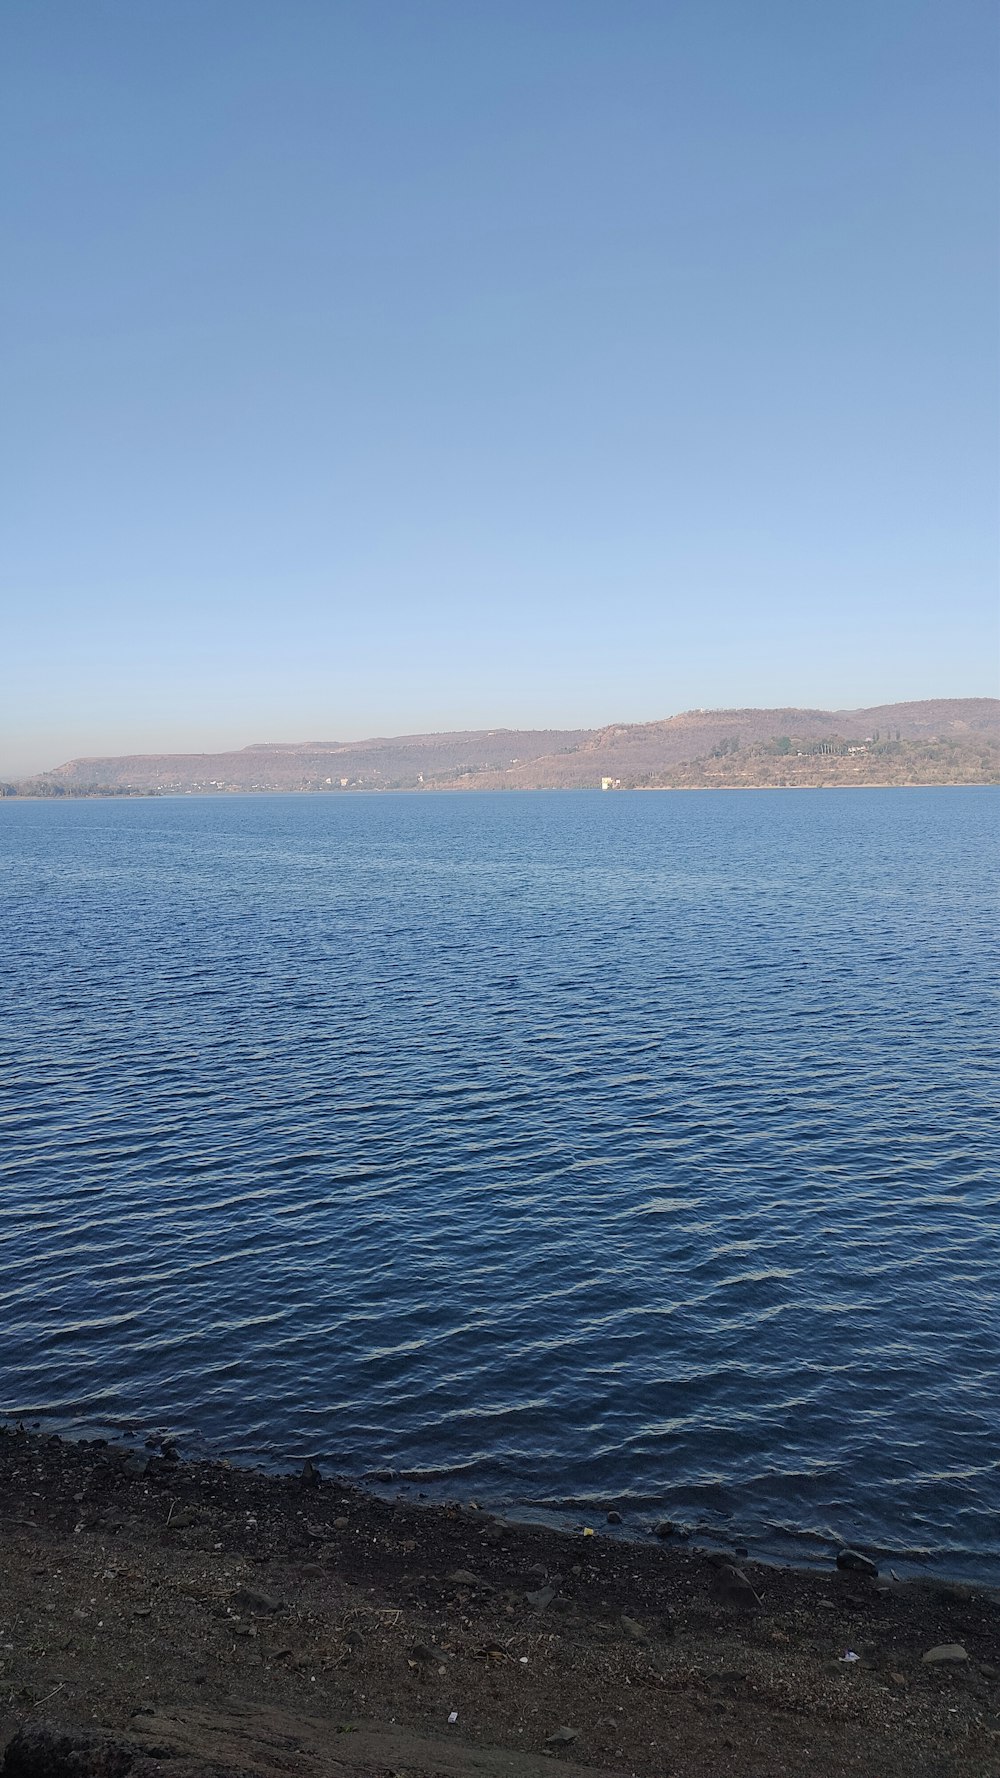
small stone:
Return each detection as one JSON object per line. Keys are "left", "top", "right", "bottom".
{"left": 333, "top": 1515, "right": 349, "bottom": 1529}
{"left": 545, "top": 1726, "right": 579, "bottom": 1747}
{"left": 710, "top": 1564, "right": 760, "bottom": 1608}
{"left": 654, "top": 1520, "right": 676, "bottom": 1539}
{"left": 921, "top": 1644, "right": 968, "bottom": 1665}
{"left": 525, "top": 1584, "right": 557, "bottom": 1610}
{"left": 447, "top": 1569, "right": 480, "bottom": 1588}
{"left": 606, "top": 1510, "right": 622, "bottom": 1525}
{"left": 231, "top": 1588, "right": 282, "bottom": 1615}
{"left": 620, "top": 1613, "right": 650, "bottom": 1644}
{"left": 160, "top": 1442, "right": 179, "bottom": 1463}
{"left": 836, "top": 1549, "right": 878, "bottom": 1577}
{"left": 167, "top": 1506, "right": 200, "bottom": 1529}
{"left": 300, "top": 1459, "right": 322, "bottom": 1488}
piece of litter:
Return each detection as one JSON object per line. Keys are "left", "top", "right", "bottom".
{"left": 519, "top": 1656, "right": 529, "bottom": 1665}
{"left": 582, "top": 1527, "right": 594, "bottom": 1537}
{"left": 839, "top": 1651, "right": 860, "bottom": 1662}
{"left": 448, "top": 1711, "right": 458, "bottom": 1724}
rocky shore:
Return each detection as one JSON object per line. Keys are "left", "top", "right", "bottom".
{"left": 1, "top": 1427, "right": 997, "bottom": 1777}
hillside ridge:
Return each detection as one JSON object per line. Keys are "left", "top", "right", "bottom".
{"left": 7, "top": 698, "right": 999, "bottom": 793}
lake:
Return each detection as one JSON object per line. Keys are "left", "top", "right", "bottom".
{"left": 1, "top": 788, "right": 997, "bottom": 1578}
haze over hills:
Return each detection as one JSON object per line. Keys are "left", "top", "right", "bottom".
{"left": 11, "top": 699, "right": 999, "bottom": 794}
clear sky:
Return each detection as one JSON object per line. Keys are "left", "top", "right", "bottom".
{"left": 2, "top": 1, "right": 997, "bottom": 774}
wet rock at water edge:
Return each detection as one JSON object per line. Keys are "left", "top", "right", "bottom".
{"left": 836, "top": 1549, "right": 878, "bottom": 1577}
{"left": 653, "top": 1519, "right": 676, "bottom": 1539}
{"left": 606, "top": 1509, "right": 623, "bottom": 1525}
{"left": 299, "top": 1458, "right": 322, "bottom": 1488}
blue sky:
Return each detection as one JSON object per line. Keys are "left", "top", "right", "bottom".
{"left": 2, "top": 0, "right": 997, "bottom": 774}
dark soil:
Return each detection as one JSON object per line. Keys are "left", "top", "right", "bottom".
{"left": 1, "top": 1428, "right": 998, "bottom": 1777}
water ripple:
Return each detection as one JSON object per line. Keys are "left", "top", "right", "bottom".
{"left": 1, "top": 787, "right": 998, "bottom": 1579}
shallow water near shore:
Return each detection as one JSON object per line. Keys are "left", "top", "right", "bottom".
{"left": 2, "top": 788, "right": 998, "bottom": 1579}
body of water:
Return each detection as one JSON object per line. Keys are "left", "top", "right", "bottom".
{"left": 2, "top": 789, "right": 997, "bottom": 1577}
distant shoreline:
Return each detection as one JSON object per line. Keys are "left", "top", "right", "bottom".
{"left": 2, "top": 780, "right": 998, "bottom": 801}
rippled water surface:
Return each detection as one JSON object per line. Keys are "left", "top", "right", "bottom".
{"left": 2, "top": 789, "right": 998, "bottom": 1576}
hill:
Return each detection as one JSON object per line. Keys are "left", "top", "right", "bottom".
{"left": 9, "top": 699, "right": 999, "bottom": 794}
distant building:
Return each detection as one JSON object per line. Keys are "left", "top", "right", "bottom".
{"left": 601, "top": 776, "right": 622, "bottom": 790}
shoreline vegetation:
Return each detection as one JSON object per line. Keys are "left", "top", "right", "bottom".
{"left": 1, "top": 1430, "right": 999, "bottom": 1778}
{"left": 4, "top": 699, "right": 998, "bottom": 798}
{"left": 0, "top": 785, "right": 160, "bottom": 799}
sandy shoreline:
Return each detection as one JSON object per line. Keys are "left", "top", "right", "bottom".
{"left": 1, "top": 1427, "right": 998, "bottom": 1777}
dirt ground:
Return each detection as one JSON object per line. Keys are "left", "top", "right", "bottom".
{"left": 1, "top": 1428, "right": 998, "bottom": 1777}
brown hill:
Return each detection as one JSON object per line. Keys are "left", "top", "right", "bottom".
{"left": 39, "top": 728, "right": 590, "bottom": 793}
{"left": 455, "top": 699, "right": 1000, "bottom": 789}
{"left": 29, "top": 699, "right": 1000, "bottom": 793}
